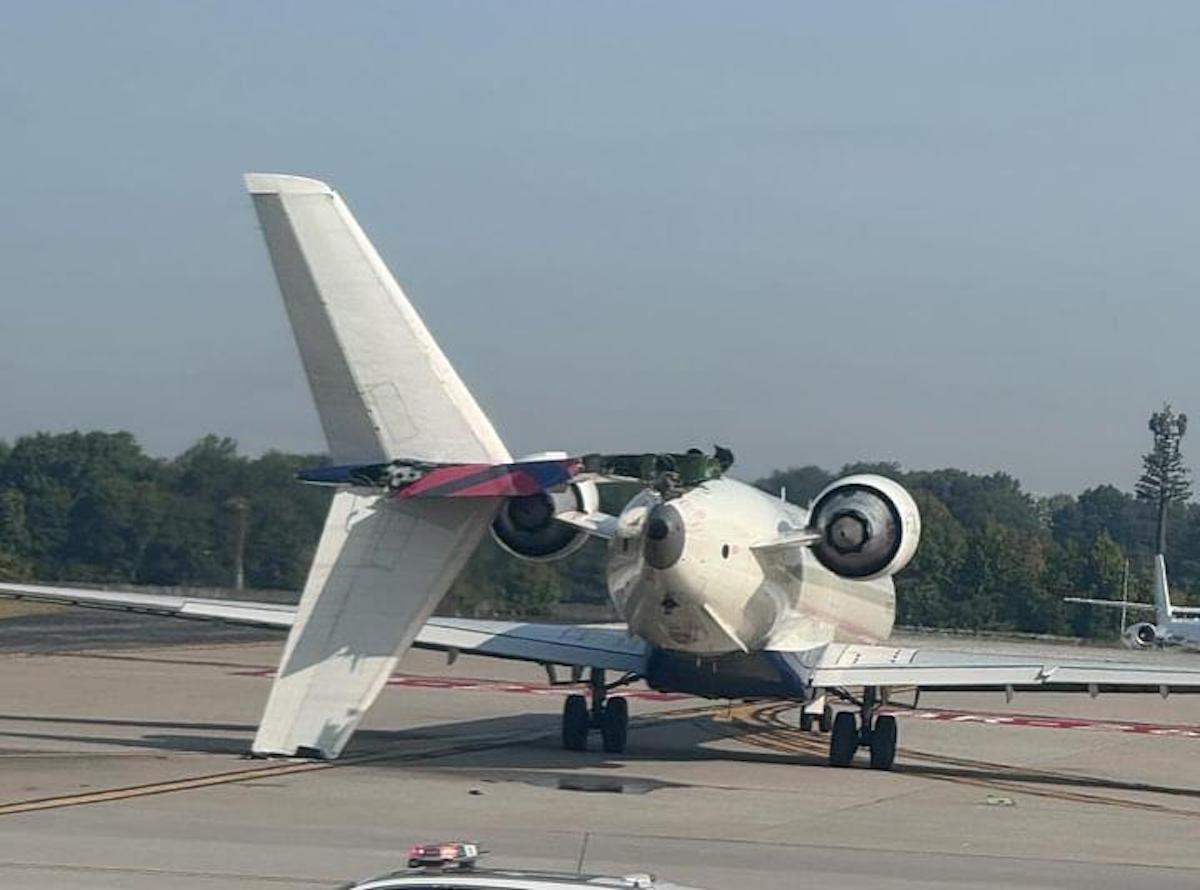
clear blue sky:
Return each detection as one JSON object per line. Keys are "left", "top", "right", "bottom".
{"left": 3, "top": 2, "right": 1199, "bottom": 494}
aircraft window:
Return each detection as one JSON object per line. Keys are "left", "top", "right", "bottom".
{"left": 721, "top": 544, "right": 730, "bottom": 559}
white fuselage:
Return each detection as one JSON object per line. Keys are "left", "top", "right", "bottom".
{"left": 605, "top": 478, "right": 896, "bottom": 656}
{"left": 1159, "top": 619, "right": 1200, "bottom": 650}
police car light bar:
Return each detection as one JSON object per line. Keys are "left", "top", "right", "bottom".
{"left": 407, "top": 842, "right": 482, "bottom": 870}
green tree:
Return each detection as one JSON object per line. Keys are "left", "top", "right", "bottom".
{"left": 1137, "top": 403, "right": 1191, "bottom": 555}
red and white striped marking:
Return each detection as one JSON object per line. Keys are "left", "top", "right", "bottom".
{"left": 891, "top": 707, "right": 1200, "bottom": 739}
{"left": 232, "top": 666, "right": 689, "bottom": 701}
{"left": 230, "top": 666, "right": 1200, "bottom": 736}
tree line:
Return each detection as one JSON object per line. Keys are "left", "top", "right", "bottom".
{"left": 0, "top": 430, "right": 1195, "bottom": 638}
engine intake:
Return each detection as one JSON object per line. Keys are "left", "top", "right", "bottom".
{"left": 491, "top": 479, "right": 598, "bottom": 562}
{"left": 1124, "top": 622, "right": 1160, "bottom": 649}
{"left": 808, "top": 474, "right": 921, "bottom": 580}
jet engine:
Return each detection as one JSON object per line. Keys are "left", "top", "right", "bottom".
{"left": 491, "top": 478, "right": 599, "bottom": 562}
{"left": 1124, "top": 622, "right": 1160, "bottom": 649}
{"left": 807, "top": 474, "right": 921, "bottom": 580}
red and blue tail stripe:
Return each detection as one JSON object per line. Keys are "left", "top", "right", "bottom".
{"left": 396, "top": 458, "right": 583, "bottom": 498}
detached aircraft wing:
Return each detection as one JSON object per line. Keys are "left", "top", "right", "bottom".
{"left": 240, "top": 173, "right": 517, "bottom": 759}
{"left": 0, "top": 581, "right": 646, "bottom": 675}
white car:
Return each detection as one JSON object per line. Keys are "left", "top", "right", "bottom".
{"left": 339, "top": 844, "right": 705, "bottom": 890}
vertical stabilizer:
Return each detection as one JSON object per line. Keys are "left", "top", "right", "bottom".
{"left": 1153, "top": 554, "right": 1173, "bottom": 625}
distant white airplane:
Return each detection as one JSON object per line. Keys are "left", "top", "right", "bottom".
{"left": 6, "top": 174, "right": 1200, "bottom": 770}
{"left": 1066, "top": 555, "right": 1200, "bottom": 650}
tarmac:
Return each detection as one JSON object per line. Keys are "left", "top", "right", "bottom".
{"left": 2, "top": 612, "right": 1200, "bottom": 889}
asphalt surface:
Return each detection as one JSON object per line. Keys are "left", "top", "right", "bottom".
{"left": 2, "top": 614, "right": 1200, "bottom": 889}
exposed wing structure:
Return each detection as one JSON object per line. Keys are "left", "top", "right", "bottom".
{"left": 0, "top": 582, "right": 645, "bottom": 674}
{"left": 796, "top": 643, "right": 1200, "bottom": 694}
{"left": 245, "top": 173, "right": 512, "bottom": 758}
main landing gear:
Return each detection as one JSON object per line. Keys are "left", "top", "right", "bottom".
{"left": 828, "top": 687, "right": 897, "bottom": 770}
{"left": 561, "top": 668, "right": 629, "bottom": 754}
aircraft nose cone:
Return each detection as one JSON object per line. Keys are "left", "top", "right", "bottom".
{"left": 644, "top": 503, "right": 685, "bottom": 569}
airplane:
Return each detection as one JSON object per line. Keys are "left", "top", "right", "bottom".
{"left": 6, "top": 172, "right": 1200, "bottom": 771}
{"left": 1066, "top": 554, "right": 1200, "bottom": 650}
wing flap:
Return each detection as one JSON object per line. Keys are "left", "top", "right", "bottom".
{"left": 416, "top": 617, "right": 646, "bottom": 674}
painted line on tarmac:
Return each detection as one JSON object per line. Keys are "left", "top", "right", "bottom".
{"left": 0, "top": 702, "right": 723, "bottom": 818}
{"left": 234, "top": 668, "right": 691, "bottom": 701}
{"left": 723, "top": 702, "right": 1200, "bottom": 819}
{"left": 0, "top": 729, "right": 543, "bottom": 817}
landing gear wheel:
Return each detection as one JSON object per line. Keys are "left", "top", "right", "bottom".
{"left": 799, "top": 711, "right": 815, "bottom": 732}
{"left": 562, "top": 694, "right": 590, "bottom": 751}
{"left": 601, "top": 697, "right": 629, "bottom": 753}
{"left": 868, "top": 714, "right": 897, "bottom": 771}
{"left": 819, "top": 705, "right": 834, "bottom": 734}
{"left": 829, "top": 710, "right": 858, "bottom": 767}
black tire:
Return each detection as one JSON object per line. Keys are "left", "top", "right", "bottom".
{"left": 819, "top": 705, "right": 833, "bottom": 734}
{"left": 829, "top": 711, "right": 858, "bottom": 767}
{"left": 869, "top": 714, "right": 898, "bottom": 771}
{"left": 601, "top": 697, "right": 629, "bottom": 753}
{"left": 562, "top": 694, "right": 590, "bottom": 751}
{"left": 799, "top": 711, "right": 815, "bottom": 732}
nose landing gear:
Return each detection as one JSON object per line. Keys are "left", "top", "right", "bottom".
{"left": 799, "top": 695, "right": 834, "bottom": 733}
{"left": 828, "top": 687, "right": 897, "bottom": 770}
{"left": 560, "top": 668, "right": 630, "bottom": 754}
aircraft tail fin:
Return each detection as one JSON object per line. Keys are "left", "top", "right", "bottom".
{"left": 1153, "top": 554, "right": 1173, "bottom": 624}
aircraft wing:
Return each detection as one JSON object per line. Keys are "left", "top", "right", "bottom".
{"left": 1063, "top": 597, "right": 1156, "bottom": 612}
{"left": 244, "top": 173, "right": 517, "bottom": 759}
{"left": 796, "top": 643, "right": 1200, "bottom": 694}
{"left": 0, "top": 581, "right": 646, "bottom": 674}
{"left": 0, "top": 582, "right": 297, "bottom": 628}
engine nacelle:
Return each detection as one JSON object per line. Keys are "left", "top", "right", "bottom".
{"left": 807, "top": 474, "right": 921, "bottom": 580}
{"left": 1124, "top": 622, "right": 1160, "bottom": 649}
{"left": 491, "top": 478, "right": 599, "bottom": 562}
